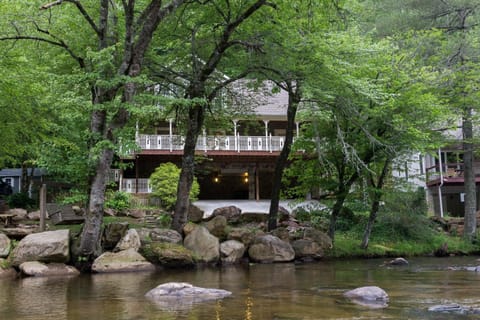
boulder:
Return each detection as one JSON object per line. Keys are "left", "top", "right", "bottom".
{"left": 19, "top": 261, "right": 79, "bottom": 277}
{"left": 208, "top": 206, "right": 242, "bottom": 224}
{"left": 270, "top": 227, "right": 290, "bottom": 242}
{"left": 343, "top": 286, "right": 389, "bottom": 308}
{"left": 292, "top": 239, "right": 324, "bottom": 260}
{"left": 184, "top": 225, "right": 219, "bottom": 263}
{"left": 383, "top": 257, "right": 409, "bottom": 266}
{"left": 127, "top": 209, "right": 146, "bottom": 219}
{"left": 11, "top": 229, "right": 70, "bottom": 267}
{"left": 428, "top": 304, "right": 480, "bottom": 314}
{"left": 0, "top": 233, "right": 11, "bottom": 258}
{"left": 240, "top": 212, "right": 269, "bottom": 223}
{"left": 9, "top": 208, "right": 28, "bottom": 221}
{"left": 1, "top": 227, "right": 36, "bottom": 239}
{"left": 227, "top": 227, "right": 265, "bottom": 247}
{"left": 205, "top": 215, "right": 227, "bottom": 239}
{"left": 92, "top": 248, "right": 155, "bottom": 273}
{"left": 114, "top": 228, "right": 141, "bottom": 252}
{"left": 220, "top": 240, "right": 245, "bottom": 264}
{"left": 248, "top": 235, "right": 295, "bottom": 263}
{"left": 303, "top": 228, "right": 332, "bottom": 251}
{"left": 188, "top": 204, "right": 204, "bottom": 223}
{"left": 278, "top": 206, "right": 290, "bottom": 222}
{"left": 145, "top": 282, "right": 231, "bottom": 310}
{"left": 150, "top": 228, "right": 183, "bottom": 244}
{"left": 26, "top": 210, "right": 41, "bottom": 221}
{"left": 102, "top": 222, "right": 129, "bottom": 250}
{"left": 0, "top": 259, "right": 17, "bottom": 279}
{"left": 141, "top": 242, "right": 195, "bottom": 268}
{"left": 104, "top": 208, "right": 117, "bottom": 217}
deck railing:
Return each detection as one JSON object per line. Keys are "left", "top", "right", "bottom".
{"left": 137, "top": 134, "right": 285, "bottom": 152}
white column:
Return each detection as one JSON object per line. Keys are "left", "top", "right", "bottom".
{"left": 203, "top": 128, "right": 207, "bottom": 152}
{"left": 263, "top": 120, "right": 269, "bottom": 151}
{"left": 233, "top": 120, "right": 238, "bottom": 152}
{"left": 296, "top": 122, "right": 300, "bottom": 138}
{"left": 169, "top": 118, "right": 173, "bottom": 152}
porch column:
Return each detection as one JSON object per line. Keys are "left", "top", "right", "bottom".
{"left": 263, "top": 120, "right": 269, "bottom": 151}
{"left": 296, "top": 122, "right": 300, "bottom": 138}
{"left": 169, "top": 118, "right": 173, "bottom": 152}
{"left": 203, "top": 128, "right": 207, "bottom": 152}
{"left": 233, "top": 120, "right": 238, "bottom": 152}
{"left": 255, "top": 165, "right": 260, "bottom": 201}
{"left": 135, "top": 121, "right": 139, "bottom": 143}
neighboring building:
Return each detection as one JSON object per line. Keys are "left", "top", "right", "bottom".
{"left": 0, "top": 168, "right": 47, "bottom": 194}
{"left": 114, "top": 83, "right": 302, "bottom": 202}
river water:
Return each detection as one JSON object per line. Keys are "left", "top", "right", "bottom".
{"left": 1, "top": 256, "right": 480, "bottom": 319}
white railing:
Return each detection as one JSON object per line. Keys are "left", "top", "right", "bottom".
{"left": 137, "top": 134, "right": 285, "bottom": 153}
{"left": 121, "top": 178, "right": 152, "bottom": 193}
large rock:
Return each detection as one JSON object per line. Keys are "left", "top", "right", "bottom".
{"left": 188, "top": 204, "right": 204, "bottom": 223}
{"left": 343, "top": 286, "right": 389, "bottom": 308}
{"left": 0, "top": 259, "right": 16, "bottom": 279}
{"left": 0, "top": 233, "right": 11, "bottom": 257}
{"left": 248, "top": 235, "right": 295, "bottom": 263}
{"left": 240, "top": 212, "right": 269, "bottom": 223}
{"left": 227, "top": 227, "right": 265, "bottom": 247}
{"left": 303, "top": 228, "right": 332, "bottom": 251}
{"left": 145, "top": 282, "right": 231, "bottom": 310}
{"left": 150, "top": 228, "right": 183, "bottom": 244}
{"left": 92, "top": 248, "right": 155, "bottom": 273}
{"left": 428, "top": 304, "right": 480, "bottom": 314}
{"left": 19, "top": 261, "right": 80, "bottom": 277}
{"left": 102, "top": 222, "right": 129, "bottom": 250}
{"left": 184, "top": 225, "right": 219, "bottom": 263}
{"left": 208, "top": 206, "right": 242, "bottom": 224}
{"left": 141, "top": 242, "right": 195, "bottom": 268}
{"left": 292, "top": 239, "right": 324, "bottom": 260}
{"left": 220, "top": 240, "right": 245, "bottom": 264}
{"left": 114, "top": 228, "right": 141, "bottom": 252}
{"left": 205, "top": 215, "right": 227, "bottom": 239}
{"left": 10, "top": 208, "right": 28, "bottom": 221}
{"left": 11, "top": 229, "right": 70, "bottom": 267}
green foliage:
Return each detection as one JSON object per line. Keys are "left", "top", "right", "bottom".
{"left": 368, "top": 188, "right": 432, "bottom": 242}
{"left": 149, "top": 163, "right": 199, "bottom": 211}
{"left": 56, "top": 189, "right": 88, "bottom": 206}
{"left": 105, "top": 191, "right": 132, "bottom": 212}
{"left": 7, "top": 192, "right": 36, "bottom": 209}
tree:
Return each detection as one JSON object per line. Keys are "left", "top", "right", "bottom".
{"left": 145, "top": 0, "right": 272, "bottom": 233}
{"left": 0, "top": 0, "right": 186, "bottom": 267}
{"left": 370, "top": 0, "right": 480, "bottom": 240}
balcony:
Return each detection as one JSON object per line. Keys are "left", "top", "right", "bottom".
{"left": 136, "top": 134, "right": 285, "bottom": 153}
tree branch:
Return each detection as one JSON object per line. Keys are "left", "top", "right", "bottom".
{"left": 0, "top": 35, "right": 85, "bottom": 68}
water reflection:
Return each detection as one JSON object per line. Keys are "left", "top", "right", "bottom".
{"left": 1, "top": 257, "right": 480, "bottom": 319}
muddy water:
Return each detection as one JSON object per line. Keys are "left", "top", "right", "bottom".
{"left": 1, "top": 257, "right": 480, "bottom": 319}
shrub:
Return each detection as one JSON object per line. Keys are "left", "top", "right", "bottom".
{"left": 149, "top": 163, "right": 199, "bottom": 211}
{"left": 7, "top": 192, "right": 36, "bottom": 209}
{"left": 105, "top": 191, "right": 132, "bottom": 212}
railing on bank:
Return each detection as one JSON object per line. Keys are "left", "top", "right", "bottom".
{"left": 137, "top": 134, "right": 285, "bottom": 152}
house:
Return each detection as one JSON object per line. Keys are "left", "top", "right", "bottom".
{"left": 0, "top": 168, "right": 47, "bottom": 194}
{"left": 114, "top": 83, "right": 301, "bottom": 202}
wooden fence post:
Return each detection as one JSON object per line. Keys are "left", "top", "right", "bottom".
{"left": 40, "top": 184, "right": 46, "bottom": 231}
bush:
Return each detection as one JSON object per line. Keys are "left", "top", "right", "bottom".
{"left": 105, "top": 191, "right": 131, "bottom": 212}
{"left": 149, "top": 163, "right": 200, "bottom": 211}
{"left": 7, "top": 192, "right": 36, "bottom": 209}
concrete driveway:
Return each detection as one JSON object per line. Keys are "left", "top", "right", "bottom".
{"left": 192, "top": 199, "right": 322, "bottom": 217}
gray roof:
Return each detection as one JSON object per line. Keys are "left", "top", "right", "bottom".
{"left": 0, "top": 168, "right": 47, "bottom": 177}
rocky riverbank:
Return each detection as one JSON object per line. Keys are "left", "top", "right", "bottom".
{"left": 0, "top": 204, "right": 333, "bottom": 277}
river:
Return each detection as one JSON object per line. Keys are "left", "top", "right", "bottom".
{"left": 1, "top": 256, "right": 480, "bottom": 319}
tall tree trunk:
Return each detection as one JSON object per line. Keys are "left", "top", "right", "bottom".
{"left": 360, "top": 158, "right": 390, "bottom": 249}
{"left": 463, "top": 109, "right": 476, "bottom": 241}
{"left": 268, "top": 83, "right": 300, "bottom": 231}
{"left": 172, "top": 104, "right": 204, "bottom": 233}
